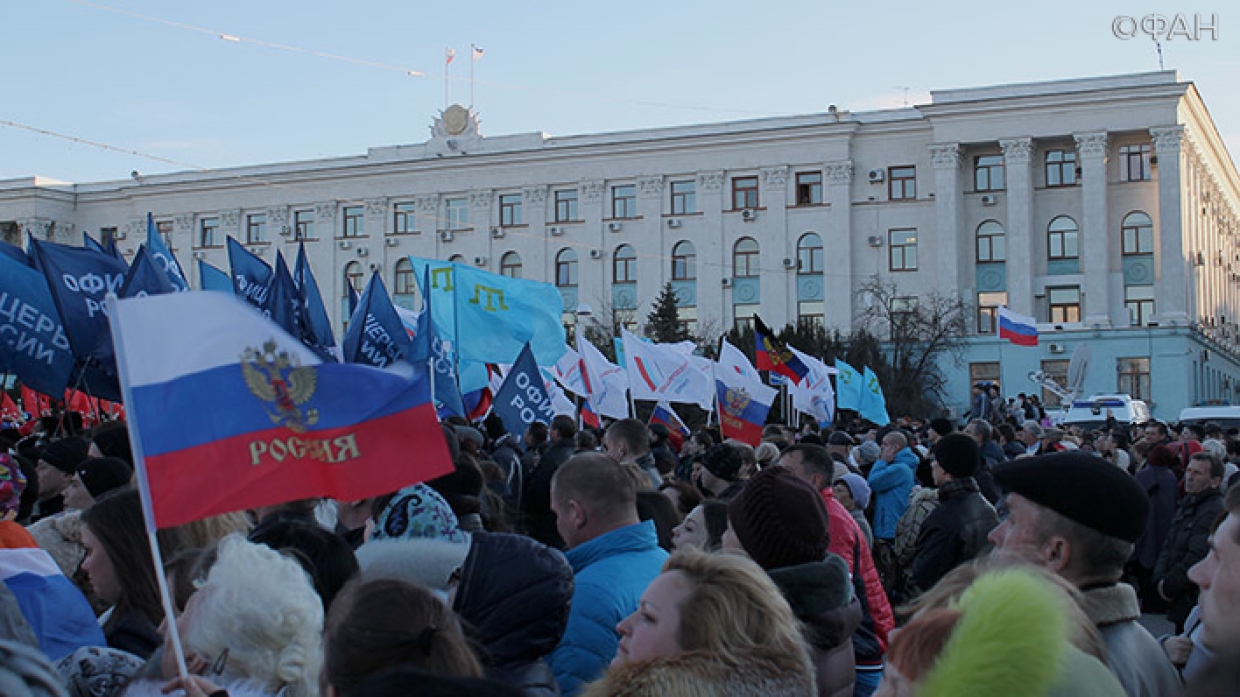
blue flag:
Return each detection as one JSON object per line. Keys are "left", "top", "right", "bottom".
{"left": 409, "top": 264, "right": 466, "bottom": 418}
{"left": 0, "top": 252, "right": 75, "bottom": 395}
{"left": 294, "top": 242, "right": 336, "bottom": 356}
{"left": 82, "top": 232, "right": 108, "bottom": 257}
{"left": 407, "top": 266, "right": 432, "bottom": 363}
{"left": 26, "top": 238, "right": 128, "bottom": 401}
{"left": 859, "top": 366, "right": 891, "bottom": 426}
{"left": 0, "top": 240, "right": 29, "bottom": 268}
{"left": 452, "top": 264, "right": 566, "bottom": 367}
{"left": 120, "top": 246, "right": 176, "bottom": 298}
{"left": 833, "top": 359, "right": 864, "bottom": 412}
{"left": 342, "top": 273, "right": 413, "bottom": 368}
{"left": 198, "top": 260, "right": 233, "bottom": 293}
{"left": 491, "top": 343, "right": 556, "bottom": 441}
{"left": 226, "top": 236, "right": 272, "bottom": 309}
{"left": 146, "top": 213, "right": 189, "bottom": 292}
{"left": 263, "top": 252, "right": 304, "bottom": 341}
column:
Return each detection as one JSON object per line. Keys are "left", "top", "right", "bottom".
{"left": 823, "top": 160, "right": 853, "bottom": 333}
{"left": 1151, "top": 126, "right": 1190, "bottom": 325}
{"left": 1075, "top": 132, "right": 1111, "bottom": 326}
{"left": 1000, "top": 138, "right": 1034, "bottom": 315}
{"left": 313, "top": 201, "right": 340, "bottom": 328}
{"left": 756, "top": 166, "right": 789, "bottom": 328}
{"left": 929, "top": 143, "right": 963, "bottom": 301}
{"left": 363, "top": 197, "right": 387, "bottom": 270}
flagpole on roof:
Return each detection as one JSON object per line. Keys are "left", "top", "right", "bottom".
{"left": 103, "top": 294, "right": 191, "bottom": 684}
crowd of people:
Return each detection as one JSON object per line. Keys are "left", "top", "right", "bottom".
{"left": 1, "top": 396, "right": 1238, "bottom": 697}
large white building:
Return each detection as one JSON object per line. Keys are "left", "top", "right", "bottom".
{"left": 3, "top": 70, "right": 1238, "bottom": 420}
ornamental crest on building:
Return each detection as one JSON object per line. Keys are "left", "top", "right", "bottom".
{"left": 241, "top": 340, "right": 320, "bottom": 433}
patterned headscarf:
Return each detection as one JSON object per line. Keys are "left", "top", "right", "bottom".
{"left": 0, "top": 453, "right": 27, "bottom": 518}
{"left": 371, "top": 484, "right": 469, "bottom": 543}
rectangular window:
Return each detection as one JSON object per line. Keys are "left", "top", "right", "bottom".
{"left": 970, "top": 362, "right": 1001, "bottom": 390}
{"left": 732, "top": 176, "right": 759, "bottom": 210}
{"left": 1048, "top": 223, "right": 1079, "bottom": 260}
{"left": 246, "top": 213, "right": 267, "bottom": 244}
{"left": 100, "top": 226, "right": 118, "bottom": 247}
{"left": 1117, "top": 357, "right": 1151, "bottom": 401}
{"left": 733, "top": 304, "right": 759, "bottom": 333}
{"left": 977, "top": 291, "right": 1007, "bottom": 334}
{"left": 294, "top": 210, "right": 315, "bottom": 240}
{"left": 342, "top": 206, "right": 364, "bottom": 238}
{"left": 554, "top": 189, "right": 579, "bottom": 222}
{"left": 1124, "top": 285, "right": 1155, "bottom": 326}
{"left": 199, "top": 217, "right": 220, "bottom": 248}
{"left": 393, "top": 203, "right": 417, "bottom": 235}
{"left": 155, "top": 220, "right": 174, "bottom": 249}
{"left": 974, "top": 155, "right": 1005, "bottom": 192}
{"left": 670, "top": 181, "right": 696, "bottom": 215}
{"left": 1045, "top": 150, "right": 1077, "bottom": 187}
{"left": 797, "top": 301, "right": 825, "bottom": 330}
{"left": 1040, "top": 359, "right": 1070, "bottom": 407}
{"left": 889, "top": 166, "right": 916, "bottom": 200}
{"left": 446, "top": 198, "right": 469, "bottom": 230}
{"left": 1047, "top": 286, "right": 1081, "bottom": 324}
{"left": 499, "top": 194, "right": 523, "bottom": 226}
{"left": 1122, "top": 218, "right": 1155, "bottom": 255}
{"left": 614, "top": 254, "right": 636, "bottom": 283}
{"left": 394, "top": 265, "right": 416, "bottom": 295}
{"left": 1120, "top": 144, "right": 1152, "bottom": 182}
{"left": 612, "top": 185, "right": 637, "bottom": 219}
{"left": 888, "top": 229, "right": 918, "bottom": 271}
{"left": 795, "top": 172, "right": 823, "bottom": 206}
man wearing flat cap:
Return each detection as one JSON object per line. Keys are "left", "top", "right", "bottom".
{"left": 989, "top": 452, "right": 1181, "bottom": 697}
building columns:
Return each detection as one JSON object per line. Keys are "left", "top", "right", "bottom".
{"left": 929, "top": 143, "right": 963, "bottom": 298}
{"left": 823, "top": 160, "right": 853, "bottom": 334}
{"left": 1075, "top": 132, "right": 1111, "bottom": 326}
{"left": 1001, "top": 138, "right": 1035, "bottom": 315}
{"left": 1152, "top": 125, "right": 1191, "bottom": 325}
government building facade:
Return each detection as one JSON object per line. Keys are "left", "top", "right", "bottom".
{"left": 2, "top": 70, "right": 1238, "bottom": 420}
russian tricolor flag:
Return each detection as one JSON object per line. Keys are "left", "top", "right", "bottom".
{"left": 649, "top": 401, "right": 690, "bottom": 451}
{"left": 1, "top": 547, "right": 105, "bottom": 660}
{"left": 998, "top": 306, "right": 1039, "bottom": 347}
{"left": 108, "top": 292, "right": 454, "bottom": 529}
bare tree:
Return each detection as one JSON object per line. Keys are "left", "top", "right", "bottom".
{"left": 855, "top": 276, "right": 970, "bottom": 416}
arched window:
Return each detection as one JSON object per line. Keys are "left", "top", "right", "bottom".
{"left": 343, "top": 261, "right": 364, "bottom": 297}
{"left": 613, "top": 244, "right": 637, "bottom": 283}
{"left": 449, "top": 254, "right": 465, "bottom": 264}
{"left": 797, "top": 233, "right": 823, "bottom": 274}
{"left": 733, "top": 237, "right": 760, "bottom": 278}
{"left": 500, "top": 251, "right": 522, "bottom": 278}
{"left": 393, "top": 258, "right": 416, "bottom": 295}
{"left": 976, "top": 221, "right": 1006, "bottom": 262}
{"left": 1047, "top": 216, "right": 1079, "bottom": 260}
{"left": 672, "top": 241, "right": 696, "bottom": 281}
{"left": 556, "top": 248, "right": 578, "bottom": 287}
{"left": 1121, "top": 212, "right": 1154, "bottom": 255}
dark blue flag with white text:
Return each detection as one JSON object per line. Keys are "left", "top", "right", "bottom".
{"left": 342, "top": 273, "right": 413, "bottom": 369}
{"left": 0, "top": 251, "right": 75, "bottom": 395}
{"left": 294, "top": 242, "right": 336, "bottom": 357}
{"left": 146, "top": 213, "right": 190, "bottom": 292}
{"left": 491, "top": 343, "right": 556, "bottom": 442}
{"left": 226, "top": 236, "right": 272, "bottom": 310}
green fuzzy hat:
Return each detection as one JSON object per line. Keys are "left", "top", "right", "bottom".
{"left": 921, "top": 569, "right": 1069, "bottom": 697}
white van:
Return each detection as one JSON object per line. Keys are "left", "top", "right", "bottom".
{"left": 1061, "top": 394, "right": 1151, "bottom": 431}
{"left": 1177, "top": 405, "right": 1240, "bottom": 431}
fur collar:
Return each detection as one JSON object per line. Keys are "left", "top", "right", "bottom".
{"left": 579, "top": 647, "right": 815, "bottom": 697}
{"left": 1079, "top": 583, "right": 1141, "bottom": 628}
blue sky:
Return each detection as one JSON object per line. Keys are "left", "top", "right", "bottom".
{"left": 3, "top": 0, "right": 1236, "bottom": 182}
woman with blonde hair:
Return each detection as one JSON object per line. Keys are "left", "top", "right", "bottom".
{"left": 581, "top": 549, "right": 815, "bottom": 696}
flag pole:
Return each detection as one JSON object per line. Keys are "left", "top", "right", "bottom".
{"left": 469, "top": 44, "right": 476, "bottom": 108}
{"left": 104, "top": 294, "right": 191, "bottom": 683}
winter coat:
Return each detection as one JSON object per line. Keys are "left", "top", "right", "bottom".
{"left": 768, "top": 556, "right": 862, "bottom": 697}
{"left": 454, "top": 532, "right": 574, "bottom": 697}
{"left": 816, "top": 488, "right": 893, "bottom": 665}
{"left": 523, "top": 438, "right": 577, "bottom": 548}
{"left": 26, "top": 511, "right": 85, "bottom": 580}
{"left": 578, "top": 647, "right": 816, "bottom": 697}
{"left": 1046, "top": 646, "right": 1127, "bottom": 697}
{"left": 1079, "top": 583, "right": 1182, "bottom": 697}
{"left": 866, "top": 447, "right": 919, "bottom": 540}
{"left": 1153, "top": 487, "right": 1224, "bottom": 626}
{"left": 910, "top": 477, "right": 997, "bottom": 592}
{"left": 548, "top": 521, "right": 668, "bottom": 696}
{"left": 1131, "top": 465, "right": 1179, "bottom": 569}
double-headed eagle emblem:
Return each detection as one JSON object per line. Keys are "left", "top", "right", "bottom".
{"left": 722, "top": 386, "right": 752, "bottom": 418}
{"left": 241, "top": 340, "right": 319, "bottom": 433}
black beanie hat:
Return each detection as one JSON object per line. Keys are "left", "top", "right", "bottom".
{"left": 701, "top": 444, "right": 742, "bottom": 482}
{"left": 91, "top": 427, "right": 133, "bottom": 467}
{"left": 76, "top": 457, "right": 133, "bottom": 499}
{"left": 727, "top": 465, "right": 831, "bottom": 570}
{"left": 929, "top": 417, "right": 955, "bottom": 438}
{"left": 39, "top": 437, "right": 91, "bottom": 474}
{"left": 933, "top": 433, "right": 980, "bottom": 478}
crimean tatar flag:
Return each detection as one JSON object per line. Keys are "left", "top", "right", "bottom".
{"left": 107, "top": 292, "right": 453, "bottom": 529}
{"left": 997, "top": 306, "right": 1039, "bottom": 347}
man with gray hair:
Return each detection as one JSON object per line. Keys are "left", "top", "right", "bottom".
{"left": 989, "top": 452, "right": 1181, "bottom": 697}
{"left": 1016, "top": 420, "right": 1044, "bottom": 456}
{"left": 1155, "top": 451, "right": 1226, "bottom": 633}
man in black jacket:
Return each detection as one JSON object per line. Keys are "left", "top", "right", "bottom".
{"left": 1155, "top": 451, "right": 1226, "bottom": 633}
{"left": 522, "top": 415, "right": 578, "bottom": 548}
{"left": 910, "top": 433, "right": 997, "bottom": 593}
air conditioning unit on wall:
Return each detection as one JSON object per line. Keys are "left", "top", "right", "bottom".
{"left": 721, "top": 277, "right": 733, "bottom": 288}
{"left": 667, "top": 218, "right": 681, "bottom": 228}
{"left": 741, "top": 209, "right": 757, "bottom": 222}
{"left": 980, "top": 194, "right": 998, "bottom": 206}
{"left": 867, "top": 169, "right": 885, "bottom": 183}
{"left": 438, "top": 230, "right": 454, "bottom": 242}
{"left": 1048, "top": 343, "right": 1065, "bottom": 354}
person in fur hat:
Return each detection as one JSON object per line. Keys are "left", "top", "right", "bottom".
{"left": 580, "top": 549, "right": 815, "bottom": 697}
{"left": 722, "top": 465, "right": 861, "bottom": 697}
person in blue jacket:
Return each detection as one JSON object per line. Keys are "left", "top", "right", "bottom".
{"left": 546, "top": 452, "right": 668, "bottom": 695}
{"left": 866, "top": 430, "right": 919, "bottom": 587}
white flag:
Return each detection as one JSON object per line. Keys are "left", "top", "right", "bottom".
{"left": 622, "top": 329, "right": 714, "bottom": 409}
{"left": 578, "top": 334, "right": 631, "bottom": 419}
{"left": 787, "top": 345, "right": 836, "bottom": 425}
